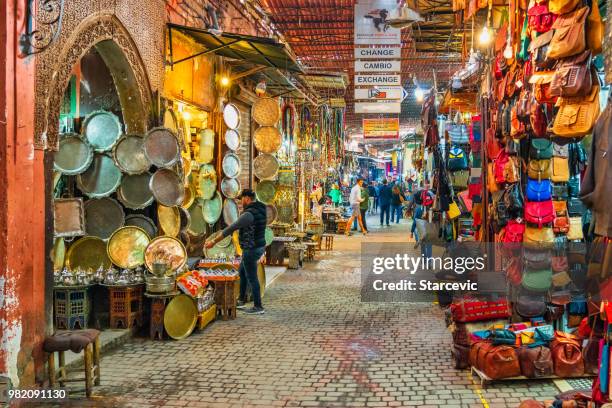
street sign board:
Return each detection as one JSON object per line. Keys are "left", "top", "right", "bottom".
{"left": 355, "top": 102, "right": 401, "bottom": 114}
{"left": 354, "top": 47, "right": 401, "bottom": 59}
{"left": 354, "top": 0, "right": 402, "bottom": 44}
{"left": 355, "top": 60, "right": 401, "bottom": 72}
{"left": 355, "top": 74, "right": 401, "bottom": 86}
{"left": 363, "top": 118, "right": 400, "bottom": 139}
{"left": 354, "top": 86, "right": 402, "bottom": 100}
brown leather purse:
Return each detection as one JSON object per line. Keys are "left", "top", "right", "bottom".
{"left": 528, "top": 159, "right": 552, "bottom": 180}
{"left": 517, "top": 346, "right": 554, "bottom": 378}
{"left": 550, "top": 332, "right": 585, "bottom": 377}
{"left": 476, "top": 343, "right": 522, "bottom": 379}
{"left": 553, "top": 83, "right": 600, "bottom": 138}
{"left": 529, "top": 71, "right": 558, "bottom": 104}
{"left": 551, "top": 51, "right": 593, "bottom": 97}
{"left": 547, "top": 6, "right": 590, "bottom": 60}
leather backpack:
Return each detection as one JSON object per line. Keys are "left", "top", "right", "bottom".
{"left": 503, "top": 219, "right": 526, "bottom": 243}
{"left": 551, "top": 332, "right": 585, "bottom": 377}
{"left": 530, "top": 103, "right": 549, "bottom": 138}
{"left": 551, "top": 51, "right": 593, "bottom": 97}
{"left": 517, "top": 346, "right": 554, "bottom": 378}
{"left": 448, "top": 146, "right": 469, "bottom": 171}
{"left": 504, "top": 184, "right": 524, "bottom": 217}
{"left": 522, "top": 267, "right": 553, "bottom": 291}
{"left": 530, "top": 139, "right": 553, "bottom": 159}
{"left": 494, "top": 150, "right": 511, "bottom": 184}
{"left": 553, "top": 84, "right": 600, "bottom": 138}
{"left": 547, "top": 6, "right": 590, "bottom": 60}
{"left": 504, "top": 156, "right": 521, "bottom": 184}
{"left": 526, "top": 178, "right": 552, "bottom": 201}
{"left": 528, "top": 159, "right": 552, "bottom": 181}
{"left": 525, "top": 199, "right": 555, "bottom": 227}
{"left": 551, "top": 157, "right": 570, "bottom": 182}
{"left": 515, "top": 294, "right": 547, "bottom": 318}
{"left": 553, "top": 200, "right": 570, "bottom": 233}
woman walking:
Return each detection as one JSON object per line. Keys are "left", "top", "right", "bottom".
{"left": 390, "top": 185, "right": 405, "bottom": 224}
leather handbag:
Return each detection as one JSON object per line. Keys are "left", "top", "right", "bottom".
{"left": 522, "top": 268, "right": 553, "bottom": 291}
{"left": 528, "top": 2, "right": 557, "bottom": 33}
{"left": 526, "top": 178, "right": 553, "bottom": 201}
{"left": 551, "top": 51, "right": 593, "bottom": 97}
{"left": 586, "top": 0, "right": 603, "bottom": 55}
{"left": 476, "top": 343, "right": 522, "bottom": 379}
{"left": 516, "top": 89, "right": 534, "bottom": 123}
{"left": 552, "top": 184, "right": 569, "bottom": 200}
{"left": 529, "top": 71, "right": 558, "bottom": 104}
{"left": 552, "top": 270, "right": 572, "bottom": 287}
{"left": 567, "top": 217, "right": 584, "bottom": 240}
{"left": 518, "top": 346, "right": 554, "bottom": 378}
{"left": 447, "top": 201, "right": 462, "bottom": 220}
{"left": 515, "top": 294, "right": 547, "bottom": 318}
{"left": 487, "top": 163, "right": 500, "bottom": 193}
{"left": 486, "top": 131, "right": 503, "bottom": 159}
{"left": 530, "top": 139, "right": 553, "bottom": 159}
{"left": 528, "top": 159, "right": 552, "bottom": 181}
{"left": 451, "top": 170, "right": 469, "bottom": 189}
{"left": 551, "top": 157, "right": 570, "bottom": 182}
{"left": 502, "top": 219, "right": 525, "bottom": 242}
{"left": 529, "top": 30, "right": 555, "bottom": 69}
{"left": 448, "top": 146, "right": 469, "bottom": 171}
{"left": 552, "top": 255, "right": 569, "bottom": 272}
{"left": 551, "top": 333, "right": 585, "bottom": 377}
{"left": 525, "top": 200, "right": 555, "bottom": 227}
{"left": 567, "top": 176, "right": 581, "bottom": 198}
{"left": 549, "top": 0, "right": 581, "bottom": 14}
{"left": 511, "top": 105, "right": 527, "bottom": 139}
{"left": 524, "top": 225, "right": 555, "bottom": 248}
{"left": 553, "top": 84, "right": 600, "bottom": 138}
{"left": 525, "top": 248, "right": 553, "bottom": 269}
{"left": 553, "top": 200, "right": 570, "bottom": 233}
{"left": 547, "top": 6, "right": 590, "bottom": 60}
{"left": 503, "top": 156, "right": 521, "bottom": 184}
{"left": 567, "top": 197, "right": 587, "bottom": 215}
{"left": 504, "top": 184, "right": 524, "bottom": 218}
{"left": 553, "top": 143, "right": 569, "bottom": 158}
{"left": 530, "top": 103, "right": 549, "bottom": 138}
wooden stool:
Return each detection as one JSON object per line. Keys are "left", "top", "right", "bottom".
{"left": 108, "top": 285, "right": 144, "bottom": 329}
{"left": 336, "top": 220, "right": 348, "bottom": 234}
{"left": 145, "top": 293, "right": 176, "bottom": 340}
{"left": 322, "top": 234, "right": 334, "bottom": 251}
{"left": 212, "top": 279, "right": 238, "bottom": 320}
{"left": 43, "top": 329, "right": 101, "bottom": 397}
{"left": 304, "top": 242, "right": 316, "bottom": 261}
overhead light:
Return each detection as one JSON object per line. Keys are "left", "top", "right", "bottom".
{"left": 220, "top": 75, "right": 231, "bottom": 87}
{"left": 182, "top": 111, "right": 192, "bottom": 121}
{"left": 503, "top": 36, "right": 513, "bottom": 59}
{"left": 414, "top": 87, "right": 424, "bottom": 102}
{"left": 479, "top": 25, "right": 491, "bottom": 46}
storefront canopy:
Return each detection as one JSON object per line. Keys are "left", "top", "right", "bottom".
{"left": 167, "top": 24, "right": 302, "bottom": 73}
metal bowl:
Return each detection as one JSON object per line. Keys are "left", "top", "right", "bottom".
{"left": 221, "top": 177, "right": 241, "bottom": 199}
{"left": 145, "top": 275, "right": 175, "bottom": 293}
{"left": 225, "top": 129, "right": 241, "bottom": 151}
{"left": 223, "top": 104, "right": 241, "bottom": 130}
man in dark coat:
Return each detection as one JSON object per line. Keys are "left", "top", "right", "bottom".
{"left": 378, "top": 179, "right": 393, "bottom": 226}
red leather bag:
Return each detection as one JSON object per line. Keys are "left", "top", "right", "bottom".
{"left": 530, "top": 103, "right": 549, "bottom": 138}
{"left": 528, "top": 3, "right": 557, "bottom": 33}
{"left": 494, "top": 150, "right": 511, "bottom": 184}
{"left": 525, "top": 200, "right": 555, "bottom": 227}
{"left": 503, "top": 220, "right": 526, "bottom": 243}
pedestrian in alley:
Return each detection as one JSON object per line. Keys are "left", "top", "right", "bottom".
{"left": 378, "top": 179, "right": 392, "bottom": 227}
{"left": 367, "top": 181, "right": 377, "bottom": 214}
{"left": 360, "top": 181, "right": 370, "bottom": 231}
{"left": 345, "top": 178, "right": 367, "bottom": 236}
{"left": 390, "top": 185, "right": 405, "bottom": 224}
{"left": 329, "top": 183, "right": 341, "bottom": 207}
{"left": 204, "top": 189, "right": 267, "bottom": 315}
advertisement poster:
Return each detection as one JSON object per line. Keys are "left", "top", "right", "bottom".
{"left": 354, "top": 1, "right": 402, "bottom": 45}
{"left": 363, "top": 117, "right": 400, "bottom": 139}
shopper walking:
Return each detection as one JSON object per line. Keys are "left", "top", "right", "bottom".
{"left": 329, "top": 183, "right": 341, "bottom": 207}
{"left": 345, "top": 178, "right": 367, "bottom": 236}
{"left": 204, "top": 189, "right": 267, "bottom": 315}
{"left": 360, "top": 181, "right": 370, "bottom": 231}
{"left": 367, "top": 182, "right": 377, "bottom": 214}
{"left": 378, "top": 179, "right": 392, "bottom": 227}
{"left": 391, "top": 185, "right": 405, "bottom": 224}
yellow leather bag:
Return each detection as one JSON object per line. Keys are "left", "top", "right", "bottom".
{"left": 567, "top": 217, "right": 584, "bottom": 240}
{"left": 447, "top": 201, "right": 461, "bottom": 220}
{"left": 586, "top": 0, "right": 603, "bottom": 55}
{"left": 552, "top": 84, "right": 600, "bottom": 138}
{"left": 551, "top": 157, "right": 570, "bottom": 182}
{"left": 527, "top": 159, "right": 552, "bottom": 181}
{"left": 487, "top": 163, "right": 500, "bottom": 193}
{"left": 548, "top": 0, "right": 580, "bottom": 14}
{"left": 524, "top": 225, "right": 555, "bottom": 248}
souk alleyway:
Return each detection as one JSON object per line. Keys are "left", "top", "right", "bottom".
{"left": 47, "top": 216, "right": 561, "bottom": 408}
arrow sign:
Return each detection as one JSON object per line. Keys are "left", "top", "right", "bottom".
{"left": 401, "top": 87, "right": 409, "bottom": 102}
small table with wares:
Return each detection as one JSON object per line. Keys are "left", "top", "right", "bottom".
{"left": 145, "top": 291, "right": 180, "bottom": 340}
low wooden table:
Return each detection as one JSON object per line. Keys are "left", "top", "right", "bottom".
{"left": 322, "top": 233, "right": 334, "bottom": 251}
{"left": 304, "top": 242, "right": 317, "bottom": 261}
{"left": 335, "top": 219, "right": 349, "bottom": 234}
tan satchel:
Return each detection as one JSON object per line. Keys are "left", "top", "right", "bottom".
{"left": 548, "top": 0, "right": 580, "bottom": 14}
{"left": 552, "top": 84, "right": 600, "bottom": 138}
{"left": 567, "top": 217, "right": 584, "bottom": 240}
{"left": 586, "top": 0, "right": 603, "bottom": 55}
{"left": 528, "top": 159, "right": 552, "bottom": 181}
{"left": 547, "top": 7, "right": 590, "bottom": 60}
{"left": 551, "top": 157, "right": 570, "bottom": 182}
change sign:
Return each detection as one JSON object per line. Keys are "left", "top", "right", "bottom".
{"left": 354, "top": 86, "right": 402, "bottom": 100}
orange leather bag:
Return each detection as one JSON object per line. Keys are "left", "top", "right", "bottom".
{"left": 476, "top": 343, "right": 522, "bottom": 379}
{"left": 550, "top": 332, "right": 585, "bottom": 377}
{"left": 547, "top": 6, "right": 590, "bottom": 60}
{"left": 586, "top": 0, "right": 603, "bottom": 54}
{"left": 553, "top": 84, "right": 600, "bottom": 138}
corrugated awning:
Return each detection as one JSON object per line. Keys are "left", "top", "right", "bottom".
{"left": 167, "top": 23, "right": 302, "bottom": 73}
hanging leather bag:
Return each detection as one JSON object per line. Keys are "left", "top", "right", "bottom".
{"left": 530, "top": 139, "right": 553, "bottom": 159}
{"left": 553, "top": 200, "right": 570, "bottom": 233}
{"left": 528, "top": 3, "right": 557, "bottom": 33}
{"left": 502, "top": 219, "right": 526, "bottom": 243}
{"left": 518, "top": 346, "right": 554, "bottom": 378}
{"left": 530, "top": 103, "right": 549, "bottom": 138}
{"left": 552, "top": 83, "right": 600, "bottom": 138}
{"left": 529, "top": 71, "right": 559, "bottom": 104}
{"left": 553, "top": 143, "right": 569, "bottom": 157}
{"left": 586, "top": 0, "right": 603, "bottom": 55}
{"left": 522, "top": 267, "right": 553, "bottom": 291}
{"left": 524, "top": 225, "right": 556, "bottom": 248}
{"left": 547, "top": 6, "right": 590, "bottom": 60}
{"left": 529, "top": 30, "right": 555, "bottom": 69}
{"left": 549, "top": 0, "right": 581, "bottom": 14}
{"left": 515, "top": 294, "right": 548, "bottom": 318}
{"left": 567, "top": 216, "right": 584, "bottom": 240}
{"left": 528, "top": 159, "right": 552, "bottom": 181}
{"left": 503, "top": 156, "right": 521, "bottom": 184}
{"left": 551, "top": 157, "right": 570, "bottom": 182}
{"left": 551, "top": 333, "right": 585, "bottom": 377}
{"left": 551, "top": 51, "right": 593, "bottom": 97}
{"left": 487, "top": 163, "right": 500, "bottom": 193}
{"left": 526, "top": 178, "right": 553, "bottom": 201}
{"left": 504, "top": 184, "right": 524, "bottom": 217}
{"left": 525, "top": 199, "right": 555, "bottom": 226}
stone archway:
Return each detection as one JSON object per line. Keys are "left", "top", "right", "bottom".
{"left": 40, "top": 13, "right": 153, "bottom": 150}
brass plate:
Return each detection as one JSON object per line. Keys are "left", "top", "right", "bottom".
{"left": 266, "top": 204, "right": 277, "bottom": 225}
{"left": 84, "top": 197, "right": 125, "bottom": 239}
{"left": 187, "top": 200, "right": 207, "bottom": 235}
{"left": 253, "top": 97, "right": 281, "bottom": 126}
{"left": 150, "top": 168, "right": 185, "bottom": 206}
{"left": 179, "top": 207, "right": 191, "bottom": 232}
{"left": 54, "top": 133, "right": 94, "bottom": 175}
{"left": 253, "top": 153, "right": 279, "bottom": 180}
{"left": 113, "top": 134, "right": 151, "bottom": 174}
{"left": 223, "top": 103, "right": 241, "bottom": 130}
{"left": 124, "top": 214, "right": 157, "bottom": 238}
{"left": 164, "top": 294, "right": 197, "bottom": 340}
{"left": 144, "top": 127, "right": 181, "bottom": 168}
{"left": 53, "top": 198, "right": 86, "bottom": 237}
{"left": 66, "top": 236, "right": 112, "bottom": 271}
{"left": 224, "top": 129, "right": 241, "bottom": 151}
{"left": 76, "top": 154, "right": 122, "bottom": 198}
{"left": 198, "top": 129, "right": 215, "bottom": 164}
{"left": 221, "top": 177, "right": 241, "bottom": 199}
{"left": 144, "top": 236, "right": 187, "bottom": 274}
{"left": 202, "top": 192, "right": 222, "bottom": 225}
{"left": 223, "top": 199, "right": 239, "bottom": 225}
{"left": 222, "top": 153, "right": 241, "bottom": 178}
{"left": 182, "top": 183, "right": 196, "bottom": 209}
{"left": 51, "top": 238, "right": 66, "bottom": 271}
{"left": 255, "top": 180, "right": 277, "bottom": 204}
{"left": 197, "top": 164, "right": 217, "bottom": 200}
{"left": 157, "top": 205, "right": 181, "bottom": 237}
{"left": 265, "top": 227, "right": 274, "bottom": 246}
{"left": 107, "top": 226, "right": 150, "bottom": 269}
{"left": 253, "top": 126, "right": 282, "bottom": 154}
{"left": 82, "top": 110, "right": 122, "bottom": 152}
{"left": 117, "top": 173, "right": 154, "bottom": 210}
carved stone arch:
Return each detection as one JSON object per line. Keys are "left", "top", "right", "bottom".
{"left": 42, "top": 13, "right": 152, "bottom": 150}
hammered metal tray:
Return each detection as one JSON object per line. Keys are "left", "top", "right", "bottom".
{"left": 157, "top": 204, "right": 180, "bottom": 238}
{"left": 107, "top": 226, "right": 150, "bottom": 269}
{"left": 221, "top": 177, "right": 241, "bottom": 199}
{"left": 255, "top": 180, "right": 277, "bottom": 204}
{"left": 84, "top": 197, "right": 125, "bottom": 239}
{"left": 253, "top": 126, "right": 282, "bottom": 154}
{"left": 187, "top": 200, "right": 207, "bottom": 236}
{"left": 265, "top": 227, "right": 274, "bottom": 246}
{"left": 144, "top": 236, "right": 187, "bottom": 275}
{"left": 144, "top": 127, "right": 181, "bottom": 168}
{"left": 82, "top": 110, "right": 122, "bottom": 152}
{"left": 253, "top": 97, "right": 281, "bottom": 126}
{"left": 150, "top": 168, "right": 185, "bottom": 206}
{"left": 266, "top": 204, "right": 277, "bottom": 225}
{"left": 224, "top": 129, "right": 241, "bottom": 151}
{"left": 124, "top": 214, "right": 157, "bottom": 239}
{"left": 113, "top": 134, "right": 151, "bottom": 174}
{"left": 182, "top": 183, "right": 196, "bottom": 209}
{"left": 164, "top": 294, "right": 197, "bottom": 340}
{"left": 66, "top": 236, "right": 112, "bottom": 271}
{"left": 204, "top": 241, "right": 236, "bottom": 259}
{"left": 51, "top": 238, "right": 66, "bottom": 271}
{"left": 202, "top": 191, "right": 222, "bottom": 225}
{"left": 54, "top": 133, "right": 94, "bottom": 175}
{"left": 223, "top": 103, "right": 241, "bottom": 130}
{"left": 222, "top": 153, "right": 241, "bottom": 179}
{"left": 117, "top": 173, "right": 154, "bottom": 210}
{"left": 223, "top": 199, "right": 240, "bottom": 225}
{"left": 253, "top": 153, "right": 279, "bottom": 180}
{"left": 76, "top": 154, "right": 122, "bottom": 198}
{"left": 197, "top": 164, "right": 217, "bottom": 200}
{"left": 198, "top": 129, "right": 215, "bottom": 164}
{"left": 53, "top": 198, "right": 86, "bottom": 237}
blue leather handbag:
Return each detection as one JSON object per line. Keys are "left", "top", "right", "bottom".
{"left": 526, "top": 178, "right": 552, "bottom": 202}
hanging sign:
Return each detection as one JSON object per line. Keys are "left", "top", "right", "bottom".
{"left": 355, "top": 102, "right": 401, "bottom": 114}
{"left": 362, "top": 118, "right": 400, "bottom": 139}
{"left": 355, "top": 60, "right": 401, "bottom": 73}
{"left": 354, "top": 86, "right": 402, "bottom": 100}
{"left": 354, "top": 1, "right": 402, "bottom": 45}
{"left": 354, "top": 47, "right": 401, "bottom": 59}
{"left": 355, "top": 74, "right": 401, "bottom": 86}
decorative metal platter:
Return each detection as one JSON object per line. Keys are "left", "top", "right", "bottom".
{"left": 157, "top": 204, "right": 180, "bottom": 238}
{"left": 82, "top": 110, "right": 122, "bottom": 152}
{"left": 253, "top": 153, "right": 279, "bottom": 180}
{"left": 51, "top": 238, "right": 66, "bottom": 271}
{"left": 163, "top": 109, "right": 178, "bottom": 133}
{"left": 54, "top": 133, "right": 94, "bottom": 175}
{"left": 150, "top": 168, "right": 185, "bottom": 206}
{"left": 253, "top": 97, "right": 281, "bottom": 126}
{"left": 265, "top": 227, "right": 274, "bottom": 246}
{"left": 222, "top": 153, "right": 241, "bottom": 178}
{"left": 144, "top": 236, "right": 187, "bottom": 275}
{"left": 117, "top": 173, "right": 154, "bottom": 210}
{"left": 53, "top": 198, "right": 86, "bottom": 237}
{"left": 197, "top": 164, "right": 217, "bottom": 200}
{"left": 66, "top": 236, "right": 112, "bottom": 271}
{"left": 224, "top": 129, "right": 241, "bottom": 151}
{"left": 113, "top": 134, "right": 151, "bottom": 174}
{"left": 124, "top": 214, "right": 157, "bottom": 239}
{"left": 202, "top": 191, "right": 222, "bottom": 225}
{"left": 277, "top": 170, "right": 295, "bottom": 186}
{"left": 221, "top": 177, "right": 241, "bottom": 199}
{"left": 198, "top": 129, "right": 215, "bottom": 164}
{"left": 164, "top": 294, "right": 197, "bottom": 340}
{"left": 84, "top": 197, "right": 125, "bottom": 239}
{"left": 187, "top": 200, "right": 207, "bottom": 235}
{"left": 204, "top": 241, "right": 235, "bottom": 259}
{"left": 107, "top": 226, "right": 150, "bottom": 269}
{"left": 182, "top": 156, "right": 192, "bottom": 178}
{"left": 223, "top": 199, "right": 239, "bottom": 225}
{"left": 76, "top": 154, "right": 122, "bottom": 198}
{"left": 266, "top": 204, "right": 277, "bottom": 225}
{"left": 216, "top": 234, "right": 233, "bottom": 248}
{"left": 179, "top": 207, "right": 191, "bottom": 233}
{"left": 143, "top": 127, "right": 181, "bottom": 168}
{"left": 223, "top": 103, "right": 241, "bottom": 130}
{"left": 182, "top": 183, "right": 196, "bottom": 209}
{"left": 253, "top": 126, "right": 282, "bottom": 154}
{"left": 255, "top": 180, "right": 277, "bottom": 204}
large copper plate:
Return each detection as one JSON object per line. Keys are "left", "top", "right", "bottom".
{"left": 253, "top": 126, "right": 282, "bottom": 153}
{"left": 66, "top": 236, "right": 112, "bottom": 271}
{"left": 225, "top": 129, "right": 241, "bottom": 151}
{"left": 84, "top": 197, "right": 125, "bottom": 239}
{"left": 144, "top": 127, "right": 181, "bottom": 168}
{"left": 265, "top": 227, "right": 274, "bottom": 246}
{"left": 164, "top": 294, "right": 197, "bottom": 340}
{"left": 157, "top": 204, "right": 180, "bottom": 237}
{"left": 197, "top": 164, "right": 217, "bottom": 200}
{"left": 266, "top": 204, "right": 277, "bottom": 225}
{"left": 187, "top": 200, "right": 207, "bottom": 235}
{"left": 150, "top": 168, "right": 185, "bottom": 206}
{"left": 221, "top": 177, "right": 241, "bottom": 199}
{"left": 198, "top": 129, "right": 215, "bottom": 164}
{"left": 113, "top": 134, "right": 150, "bottom": 174}
{"left": 54, "top": 198, "right": 86, "bottom": 237}
{"left": 253, "top": 97, "right": 281, "bottom": 126}
{"left": 202, "top": 192, "right": 222, "bottom": 225}
{"left": 253, "top": 153, "right": 279, "bottom": 180}
{"left": 117, "top": 173, "right": 154, "bottom": 210}
{"left": 255, "top": 180, "right": 277, "bottom": 204}
{"left": 76, "top": 154, "right": 122, "bottom": 198}
{"left": 223, "top": 104, "right": 241, "bottom": 130}
{"left": 51, "top": 238, "right": 66, "bottom": 271}
{"left": 144, "top": 236, "right": 187, "bottom": 274}
{"left": 54, "top": 133, "right": 94, "bottom": 175}
{"left": 107, "top": 226, "right": 150, "bottom": 269}
{"left": 223, "top": 199, "right": 240, "bottom": 225}
{"left": 222, "top": 153, "right": 241, "bottom": 178}
{"left": 82, "top": 110, "right": 122, "bottom": 152}
{"left": 124, "top": 214, "right": 157, "bottom": 238}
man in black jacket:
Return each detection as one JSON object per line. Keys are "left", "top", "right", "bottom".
{"left": 205, "top": 189, "right": 267, "bottom": 315}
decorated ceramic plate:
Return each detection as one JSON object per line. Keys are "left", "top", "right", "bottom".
{"left": 202, "top": 191, "right": 222, "bottom": 225}
{"left": 54, "top": 133, "right": 94, "bottom": 175}
{"left": 204, "top": 240, "right": 235, "bottom": 259}
{"left": 144, "top": 236, "right": 187, "bottom": 275}
{"left": 82, "top": 110, "right": 122, "bottom": 152}
{"left": 106, "top": 226, "right": 150, "bottom": 269}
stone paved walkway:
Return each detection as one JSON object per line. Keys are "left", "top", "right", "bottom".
{"left": 49, "top": 216, "right": 560, "bottom": 407}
